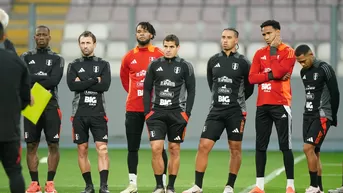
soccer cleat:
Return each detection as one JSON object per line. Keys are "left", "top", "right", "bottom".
{"left": 182, "top": 185, "right": 203, "bottom": 193}
{"left": 99, "top": 184, "right": 110, "bottom": 193}
{"left": 166, "top": 187, "right": 176, "bottom": 193}
{"left": 44, "top": 181, "right": 57, "bottom": 193}
{"left": 286, "top": 186, "right": 295, "bottom": 193}
{"left": 26, "top": 181, "right": 42, "bottom": 193}
{"left": 305, "top": 186, "right": 320, "bottom": 193}
{"left": 248, "top": 186, "right": 265, "bottom": 193}
{"left": 120, "top": 184, "right": 138, "bottom": 193}
{"left": 223, "top": 185, "right": 234, "bottom": 193}
{"left": 328, "top": 187, "right": 343, "bottom": 193}
{"left": 81, "top": 184, "right": 95, "bottom": 193}
{"left": 152, "top": 185, "right": 165, "bottom": 193}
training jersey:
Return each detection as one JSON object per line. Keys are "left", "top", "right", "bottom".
{"left": 300, "top": 58, "right": 340, "bottom": 126}
{"left": 207, "top": 51, "right": 254, "bottom": 113}
{"left": 20, "top": 47, "right": 65, "bottom": 106}
{"left": 143, "top": 56, "right": 196, "bottom": 116}
{"left": 120, "top": 44, "right": 164, "bottom": 112}
{"left": 249, "top": 43, "right": 296, "bottom": 106}
{"left": 66, "top": 56, "right": 111, "bottom": 117}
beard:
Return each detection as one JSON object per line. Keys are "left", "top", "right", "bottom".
{"left": 137, "top": 38, "right": 150, "bottom": 46}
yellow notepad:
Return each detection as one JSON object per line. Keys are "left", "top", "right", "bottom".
{"left": 21, "top": 83, "right": 52, "bottom": 125}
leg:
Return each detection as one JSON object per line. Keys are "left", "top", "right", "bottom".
{"left": 0, "top": 141, "right": 25, "bottom": 193}
{"left": 167, "top": 142, "right": 181, "bottom": 189}
{"left": 24, "top": 117, "right": 43, "bottom": 185}
{"left": 272, "top": 105, "right": 294, "bottom": 191}
{"left": 316, "top": 150, "right": 323, "bottom": 191}
{"left": 253, "top": 106, "right": 273, "bottom": 191}
{"left": 304, "top": 143, "right": 318, "bottom": 187}
{"left": 125, "top": 112, "right": 144, "bottom": 175}
{"left": 151, "top": 140, "right": 165, "bottom": 187}
{"left": 90, "top": 116, "right": 110, "bottom": 190}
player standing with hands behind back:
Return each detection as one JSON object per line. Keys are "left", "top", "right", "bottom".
{"left": 144, "top": 34, "right": 196, "bottom": 193}
{"left": 248, "top": 20, "right": 296, "bottom": 193}
{"left": 67, "top": 31, "right": 111, "bottom": 193}
{"left": 120, "top": 21, "right": 168, "bottom": 193}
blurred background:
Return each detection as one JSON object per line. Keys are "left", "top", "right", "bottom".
{"left": 1, "top": 0, "right": 343, "bottom": 151}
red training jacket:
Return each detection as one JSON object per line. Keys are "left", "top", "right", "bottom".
{"left": 120, "top": 44, "right": 164, "bottom": 112}
{"left": 249, "top": 43, "right": 296, "bottom": 107}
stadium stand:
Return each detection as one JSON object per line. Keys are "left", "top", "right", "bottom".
{"left": 1, "top": 0, "right": 342, "bottom": 76}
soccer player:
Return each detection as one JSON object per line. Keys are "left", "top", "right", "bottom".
{"left": 183, "top": 28, "right": 254, "bottom": 193}
{"left": 143, "top": 34, "right": 196, "bottom": 193}
{"left": 248, "top": 20, "right": 296, "bottom": 193}
{"left": 0, "top": 8, "right": 16, "bottom": 53}
{"left": 120, "top": 21, "right": 168, "bottom": 193}
{"left": 295, "top": 44, "right": 340, "bottom": 193}
{"left": 20, "top": 25, "right": 64, "bottom": 193}
{"left": 0, "top": 22, "right": 28, "bottom": 193}
{"left": 66, "top": 31, "right": 111, "bottom": 193}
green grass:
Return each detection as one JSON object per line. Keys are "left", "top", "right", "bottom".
{"left": 0, "top": 149, "right": 341, "bottom": 193}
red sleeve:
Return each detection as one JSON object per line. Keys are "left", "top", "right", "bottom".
{"left": 249, "top": 50, "right": 269, "bottom": 84}
{"left": 270, "top": 48, "right": 296, "bottom": 79}
{"left": 120, "top": 51, "right": 130, "bottom": 92}
{"left": 155, "top": 47, "right": 164, "bottom": 57}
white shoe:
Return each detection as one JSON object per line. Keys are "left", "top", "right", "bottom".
{"left": 152, "top": 186, "right": 165, "bottom": 193}
{"left": 329, "top": 187, "right": 343, "bottom": 193}
{"left": 305, "top": 186, "right": 320, "bottom": 193}
{"left": 166, "top": 189, "right": 176, "bottom": 193}
{"left": 223, "top": 185, "right": 234, "bottom": 193}
{"left": 182, "top": 185, "right": 203, "bottom": 193}
{"left": 120, "top": 184, "right": 138, "bottom": 193}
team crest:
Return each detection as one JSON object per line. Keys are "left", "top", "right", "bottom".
{"left": 46, "top": 59, "right": 52, "bottom": 66}
{"left": 149, "top": 57, "right": 156, "bottom": 62}
{"left": 232, "top": 62, "right": 239, "bottom": 70}
{"left": 93, "top": 66, "right": 99, "bottom": 73}
{"left": 174, "top": 67, "right": 181, "bottom": 74}
{"left": 313, "top": 73, "right": 319, "bottom": 80}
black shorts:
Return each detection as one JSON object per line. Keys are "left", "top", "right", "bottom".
{"left": 0, "top": 141, "right": 22, "bottom": 174}
{"left": 24, "top": 105, "right": 62, "bottom": 143}
{"left": 201, "top": 109, "right": 245, "bottom": 142}
{"left": 255, "top": 105, "right": 292, "bottom": 151}
{"left": 303, "top": 116, "right": 330, "bottom": 149}
{"left": 72, "top": 116, "right": 109, "bottom": 144}
{"left": 145, "top": 111, "right": 188, "bottom": 143}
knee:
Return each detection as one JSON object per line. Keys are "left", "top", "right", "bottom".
{"left": 151, "top": 144, "right": 163, "bottom": 157}
{"left": 48, "top": 143, "right": 59, "bottom": 153}
{"left": 230, "top": 147, "right": 241, "bottom": 158}
{"left": 27, "top": 142, "right": 38, "bottom": 154}
{"left": 303, "top": 144, "right": 314, "bottom": 154}
{"left": 198, "top": 140, "right": 212, "bottom": 154}
{"left": 96, "top": 144, "right": 108, "bottom": 157}
{"left": 78, "top": 144, "right": 88, "bottom": 157}
{"left": 168, "top": 144, "right": 180, "bottom": 158}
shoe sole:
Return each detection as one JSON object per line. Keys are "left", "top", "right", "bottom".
{"left": 26, "top": 192, "right": 42, "bottom": 193}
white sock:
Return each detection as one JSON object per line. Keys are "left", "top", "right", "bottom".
{"left": 162, "top": 174, "right": 167, "bottom": 187}
{"left": 129, "top": 173, "right": 137, "bottom": 185}
{"left": 287, "top": 179, "right": 294, "bottom": 189}
{"left": 256, "top": 177, "right": 264, "bottom": 190}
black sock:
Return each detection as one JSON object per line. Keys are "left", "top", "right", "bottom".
{"left": 29, "top": 171, "right": 39, "bottom": 183}
{"left": 47, "top": 171, "right": 56, "bottom": 181}
{"left": 162, "top": 149, "right": 168, "bottom": 175}
{"left": 154, "top": 174, "right": 163, "bottom": 186}
{"left": 167, "top": 175, "right": 177, "bottom": 189}
{"left": 128, "top": 151, "right": 138, "bottom": 174}
{"left": 256, "top": 150, "right": 267, "bottom": 177}
{"left": 195, "top": 171, "right": 204, "bottom": 188}
{"left": 82, "top": 172, "right": 93, "bottom": 186}
{"left": 318, "top": 175, "right": 323, "bottom": 191}
{"left": 309, "top": 171, "right": 318, "bottom": 187}
{"left": 226, "top": 173, "right": 237, "bottom": 188}
{"left": 282, "top": 150, "right": 294, "bottom": 179}
{"left": 100, "top": 170, "right": 109, "bottom": 186}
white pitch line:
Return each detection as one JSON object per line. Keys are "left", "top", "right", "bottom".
{"left": 239, "top": 154, "right": 306, "bottom": 193}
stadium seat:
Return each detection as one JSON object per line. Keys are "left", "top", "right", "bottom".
{"left": 160, "top": 0, "right": 181, "bottom": 5}
{"left": 337, "top": 61, "right": 343, "bottom": 77}
{"left": 109, "top": 22, "right": 129, "bottom": 40}
{"left": 89, "top": 6, "right": 112, "bottom": 21}
{"left": 249, "top": 22, "right": 264, "bottom": 42}
{"left": 87, "top": 23, "right": 109, "bottom": 40}
{"left": 154, "top": 23, "right": 180, "bottom": 41}
{"left": 202, "top": 7, "right": 226, "bottom": 23}
{"left": 228, "top": 0, "right": 248, "bottom": 5}
{"left": 295, "top": 7, "right": 317, "bottom": 22}
{"left": 135, "top": 6, "right": 157, "bottom": 22}
{"left": 236, "top": 7, "right": 248, "bottom": 23}
{"left": 93, "top": 0, "right": 113, "bottom": 5}
{"left": 106, "top": 41, "right": 128, "bottom": 60}
{"left": 179, "top": 7, "right": 201, "bottom": 23}
{"left": 61, "top": 41, "right": 80, "bottom": 58}
{"left": 294, "top": 24, "right": 316, "bottom": 42}
{"left": 199, "top": 42, "right": 220, "bottom": 60}
{"left": 66, "top": 7, "right": 90, "bottom": 22}
{"left": 183, "top": 0, "right": 203, "bottom": 5}
{"left": 249, "top": 7, "right": 272, "bottom": 22}
{"left": 177, "top": 23, "right": 200, "bottom": 41}
{"left": 317, "top": 43, "right": 331, "bottom": 61}
{"left": 250, "top": 0, "right": 271, "bottom": 5}
{"left": 272, "top": 7, "right": 294, "bottom": 22}
{"left": 237, "top": 44, "right": 245, "bottom": 56}
{"left": 108, "top": 60, "right": 121, "bottom": 76}
{"left": 70, "top": 0, "right": 90, "bottom": 5}
{"left": 63, "top": 23, "right": 86, "bottom": 40}
{"left": 115, "top": 0, "right": 136, "bottom": 5}
{"left": 137, "top": 0, "right": 158, "bottom": 4}
{"left": 246, "top": 42, "right": 265, "bottom": 60}
{"left": 195, "top": 60, "right": 208, "bottom": 76}
{"left": 317, "top": 23, "right": 331, "bottom": 42}
{"left": 111, "top": 6, "right": 129, "bottom": 22}
{"left": 178, "top": 41, "right": 197, "bottom": 59}
{"left": 201, "top": 23, "right": 225, "bottom": 42}
{"left": 204, "top": 0, "right": 226, "bottom": 5}
{"left": 94, "top": 41, "right": 105, "bottom": 58}
{"left": 272, "top": 0, "right": 292, "bottom": 5}
{"left": 340, "top": 45, "right": 343, "bottom": 61}
{"left": 317, "top": 6, "right": 331, "bottom": 22}
{"left": 317, "top": 0, "right": 338, "bottom": 5}
{"left": 156, "top": 6, "right": 179, "bottom": 22}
